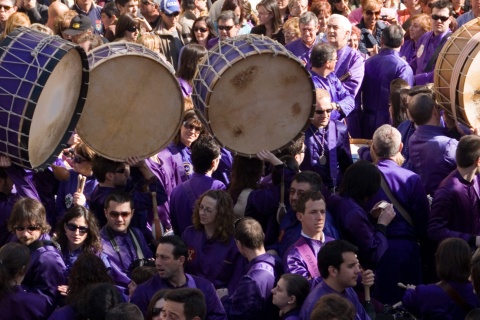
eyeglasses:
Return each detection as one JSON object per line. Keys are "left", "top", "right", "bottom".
{"left": 193, "top": 27, "right": 208, "bottom": 33}
{"left": 218, "top": 25, "right": 234, "bottom": 31}
{"left": 365, "top": 10, "right": 381, "bottom": 16}
{"left": 431, "top": 14, "right": 449, "bottom": 22}
{"left": 108, "top": 211, "right": 132, "bottom": 218}
{"left": 115, "top": 168, "right": 128, "bottom": 174}
{"left": 0, "top": 5, "right": 12, "bottom": 10}
{"left": 282, "top": 30, "right": 297, "bottom": 36}
{"left": 73, "top": 155, "right": 88, "bottom": 164}
{"left": 126, "top": 25, "right": 138, "bottom": 32}
{"left": 164, "top": 11, "right": 180, "bottom": 17}
{"left": 152, "top": 308, "right": 163, "bottom": 316}
{"left": 199, "top": 204, "right": 215, "bottom": 214}
{"left": 315, "top": 109, "right": 333, "bottom": 115}
{"left": 14, "top": 225, "right": 41, "bottom": 232}
{"left": 183, "top": 121, "right": 202, "bottom": 133}
{"left": 65, "top": 223, "right": 89, "bottom": 234}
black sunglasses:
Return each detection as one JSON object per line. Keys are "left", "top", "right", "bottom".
{"left": 431, "top": 14, "right": 449, "bottom": 22}
{"left": 193, "top": 27, "right": 208, "bottom": 33}
{"left": 0, "top": 5, "right": 12, "bottom": 10}
{"left": 65, "top": 223, "right": 89, "bottom": 234}
{"left": 218, "top": 25, "right": 234, "bottom": 31}
{"left": 183, "top": 121, "right": 202, "bottom": 133}
{"left": 73, "top": 155, "right": 88, "bottom": 164}
{"left": 152, "top": 307, "right": 163, "bottom": 316}
{"left": 365, "top": 10, "right": 381, "bottom": 16}
{"left": 164, "top": 11, "right": 180, "bottom": 17}
{"left": 14, "top": 225, "right": 41, "bottom": 232}
{"left": 315, "top": 109, "right": 333, "bottom": 115}
{"left": 126, "top": 25, "right": 139, "bottom": 32}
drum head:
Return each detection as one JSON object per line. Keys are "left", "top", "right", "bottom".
{"left": 77, "top": 43, "right": 183, "bottom": 161}
{"left": 458, "top": 45, "right": 480, "bottom": 129}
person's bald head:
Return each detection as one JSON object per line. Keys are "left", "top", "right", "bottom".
{"left": 47, "top": 1, "right": 69, "bottom": 29}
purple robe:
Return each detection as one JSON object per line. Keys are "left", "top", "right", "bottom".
{"left": 285, "top": 37, "right": 320, "bottom": 70}
{"left": 402, "top": 282, "right": 480, "bottom": 319}
{"left": 334, "top": 45, "right": 365, "bottom": 138}
{"left": 300, "top": 122, "right": 352, "bottom": 189}
{"left": 399, "top": 39, "right": 416, "bottom": 64}
{"left": 428, "top": 170, "right": 480, "bottom": 246}
{"left": 100, "top": 226, "right": 153, "bottom": 293}
{"left": 410, "top": 30, "right": 450, "bottom": 85}
{"left": 181, "top": 226, "right": 246, "bottom": 293}
{"left": 47, "top": 305, "right": 77, "bottom": 320}
{"left": 130, "top": 273, "right": 227, "bottom": 320}
{"left": 282, "top": 309, "right": 301, "bottom": 320}
{"left": 361, "top": 49, "right": 414, "bottom": 139}
{"left": 221, "top": 253, "right": 282, "bottom": 320}
{"left": 310, "top": 70, "right": 355, "bottom": 121}
{"left": 169, "top": 173, "right": 226, "bottom": 235}
{"left": 299, "top": 280, "right": 371, "bottom": 320}
{"left": 0, "top": 285, "right": 51, "bottom": 320}
{"left": 397, "top": 120, "right": 416, "bottom": 170}
{"left": 212, "top": 148, "right": 233, "bottom": 187}
{"left": 178, "top": 77, "right": 192, "bottom": 97}
{"left": 407, "top": 125, "right": 458, "bottom": 195}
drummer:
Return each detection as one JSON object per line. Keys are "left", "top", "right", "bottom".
{"left": 207, "top": 10, "right": 240, "bottom": 49}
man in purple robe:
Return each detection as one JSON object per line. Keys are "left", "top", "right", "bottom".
{"left": 410, "top": 0, "right": 453, "bottom": 85}
{"left": 361, "top": 25, "right": 414, "bottom": 139}
{"left": 169, "top": 135, "right": 225, "bottom": 235}
{"left": 300, "top": 89, "right": 352, "bottom": 191}
{"left": 284, "top": 190, "right": 334, "bottom": 285}
{"left": 285, "top": 12, "right": 320, "bottom": 69}
{"left": 100, "top": 191, "right": 154, "bottom": 295}
{"left": 130, "top": 235, "right": 227, "bottom": 320}
{"left": 327, "top": 14, "right": 365, "bottom": 138}
{"left": 429, "top": 135, "right": 480, "bottom": 248}
{"left": 299, "top": 240, "right": 374, "bottom": 320}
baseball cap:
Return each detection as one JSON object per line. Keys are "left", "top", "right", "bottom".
{"left": 160, "top": 0, "right": 180, "bottom": 14}
{"left": 63, "top": 15, "right": 93, "bottom": 36}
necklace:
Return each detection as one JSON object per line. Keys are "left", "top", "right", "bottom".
{"left": 310, "top": 127, "right": 327, "bottom": 165}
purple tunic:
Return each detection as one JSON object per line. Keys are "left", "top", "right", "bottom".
{"left": 299, "top": 280, "right": 371, "bottom": 320}
{"left": 397, "top": 120, "right": 416, "bottom": 170}
{"left": 178, "top": 77, "right": 192, "bottom": 97}
{"left": 361, "top": 49, "right": 414, "bottom": 139}
{"left": 181, "top": 226, "right": 246, "bottom": 293}
{"left": 428, "top": 170, "right": 480, "bottom": 246}
{"left": 410, "top": 30, "right": 450, "bottom": 85}
{"left": 100, "top": 227, "right": 153, "bottom": 293}
{"left": 407, "top": 125, "right": 458, "bottom": 195}
{"left": 310, "top": 70, "right": 355, "bottom": 121}
{"left": 285, "top": 38, "right": 320, "bottom": 70}
{"left": 402, "top": 281, "right": 480, "bottom": 319}
{"left": 0, "top": 286, "right": 51, "bottom": 320}
{"left": 399, "top": 39, "right": 416, "bottom": 64}
{"left": 47, "top": 305, "right": 77, "bottom": 320}
{"left": 300, "top": 122, "right": 352, "bottom": 189}
{"left": 130, "top": 273, "right": 227, "bottom": 320}
{"left": 221, "top": 253, "right": 282, "bottom": 320}
{"left": 169, "top": 173, "right": 226, "bottom": 235}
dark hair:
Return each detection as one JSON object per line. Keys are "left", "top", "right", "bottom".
{"left": 318, "top": 240, "right": 359, "bottom": 279}
{"left": 74, "top": 142, "right": 96, "bottom": 162}
{"left": 104, "top": 190, "right": 134, "bottom": 211}
{"left": 296, "top": 190, "right": 325, "bottom": 214}
{"left": 77, "top": 33, "right": 104, "bottom": 51}
{"left": 471, "top": 255, "right": 480, "bottom": 300}
{"left": 381, "top": 24, "right": 404, "bottom": 48}
{"left": 67, "top": 252, "right": 114, "bottom": 304}
{"left": 176, "top": 44, "right": 207, "bottom": 82}
{"left": 181, "top": 0, "right": 196, "bottom": 10}
{"left": 130, "top": 266, "right": 157, "bottom": 285}
{"left": 158, "top": 235, "right": 189, "bottom": 260}
{"left": 55, "top": 206, "right": 102, "bottom": 254}
{"left": 338, "top": 160, "right": 380, "bottom": 204}
{"left": 222, "top": 0, "right": 245, "bottom": 24}
{"left": 430, "top": 0, "right": 453, "bottom": 16}
{"left": 435, "top": 238, "right": 471, "bottom": 282}
{"left": 192, "top": 190, "right": 235, "bottom": 243}
{"left": 280, "top": 273, "right": 310, "bottom": 308}
{"left": 146, "top": 289, "right": 170, "bottom": 320}
{"left": 105, "top": 303, "right": 143, "bottom": 320}
{"left": 173, "top": 110, "right": 203, "bottom": 146}
{"left": 8, "top": 197, "right": 50, "bottom": 235}
{"left": 310, "top": 293, "right": 356, "bottom": 320}
{"left": 257, "top": 0, "right": 283, "bottom": 32}
{"left": 278, "top": 135, "right": 305, "bottom": 158}
{"left": 191, "top": 134, "right": 221, "bottom": 174}
{"left": 456, "top": 135, "right": 480, "bottom": 168}
{"left": 390, "top": 82, "right": 410, "bottom": 128}
{"left": 408, "top": 83, "right": 435, "bottom": 99}
{"left": 218, "top": 10, "right": 240, "bottom": 24}
{"left": 164, "top": 288, "right": 206, "bottom": 320}
{"left": 77, "top": 283, "right": 123, "bottom": 320}
{"left": 408, "top": 93, "right": 436, "bottom": 126}
{"left": 0, "top": 243, "right": 30, "bottom": 298}
{"left": 92, "top": 155, "right": 126, "bottom": 183}
{"left": 292, "top": 171, "right": 323, "bottom": 191}
{"left": 115, "top": 0, "right": 133, "bottom": 8}
{"left": 190, "top": 16, "right": 217, "bottom": 44}
{"left": 101, "top": 2, "right": 120, "bottom": 18}
{"left": 228, "top": 155, "right": 263, "bottom": 202}
{"left": 311, "top": 42, "right": 337, "bottom": 68}
{"left": 234, "top": 217, "right": 264, "bottom": 250}
{"left": 114, "top": 13, "right": 140, "bottom": 40}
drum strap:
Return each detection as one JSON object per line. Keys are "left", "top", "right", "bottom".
{"left": 328, "top": 122, "right": 338, "bottom": 189}
{"left": 379, "top": 173, "right": 414, "bottom": 227}
{"left": 424, "top": 32, "right": 451, "bottom": 72}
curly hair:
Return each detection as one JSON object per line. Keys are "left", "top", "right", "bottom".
{"left": 192, "top": 190, "right": 235, "bottom": 243}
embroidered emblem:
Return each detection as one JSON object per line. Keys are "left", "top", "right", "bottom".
{"left": 417, "top": 44, "right": 424, "bottom": 58}
{"left": 65, "top": 193, "right": 73, "bottom": 209}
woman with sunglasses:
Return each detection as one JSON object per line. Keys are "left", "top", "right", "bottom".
{"left": 221, "top": 0, "right": 253, "bottom": 35}
{"left": 330, "top": 0, "right": 351, "bottom": 17}
{"left": 146, "top": 289, "right": 169, "bottom": 320}
{"left": 356, "top": 0, "right": 387, "bottom": 56}
{"left": 189, "top": 16, "right": 217, "bottom": 47}
{"left": 56, "top": 142, "right": 98, "bottom": 222}
{"left": 251, "top": 0, "right": 285, "bottom": 44}
{"left": 114, "top": 12, "right": 141, "bottom": 42}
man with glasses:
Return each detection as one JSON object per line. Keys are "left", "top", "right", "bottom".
{"left": 285, "top": 12, "right": 320, "bottom": 69}
{"left": 0, "top": 0, "right": 16, "bottom": 34}
{"left": 207, "top": 10, "right": 240, "bottom": 49}
{"left": 300, "top": 89, "right": 352, "bottom": 193}
{"left": 411, "top": 0, "right": 453, "bottom": 85}
{"left": 361, "top": 25, "right": 413, "bottom": 139}
{"left": 100, "top": 191, "right": 154, "bottom": 295}
{"left": 139, "top": 0, "right": 160, "bottom": 29}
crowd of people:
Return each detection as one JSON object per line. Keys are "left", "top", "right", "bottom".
{"left": 1, "top": 0, "right": 480, "bottom": 318}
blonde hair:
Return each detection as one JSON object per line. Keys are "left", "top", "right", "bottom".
{"left": 54, "top": 10, "right": 77, "bottom": 36}
{"left": 30, "top": 23, "right": 54, "bottom": 35}
{"left": 283, "top": 16, "right": 300, "bottom": 37}
{"left": 137, "top": 33, "right": 160, "bottom": 52}
{"left": 1, "top": 12, "right": 31, "bottom": 40}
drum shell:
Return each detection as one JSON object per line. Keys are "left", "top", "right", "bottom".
{"left": 0, "top": 27, "right": 89, "bottom": 169}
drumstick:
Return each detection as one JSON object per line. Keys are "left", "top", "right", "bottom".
{"left": 151, "top": 192, "right": 164, "bottom": 241}
{"left": 77, "top": 175, "right": 86, "bottom": 193}
{"left": 392, "top": 301, "right": 403, "bottom": 309}
{"left": 398, "top": 282, "right": 408, "bottom": 289}
{"left": 364, "top": 285, "right": 371, "bottom": 302}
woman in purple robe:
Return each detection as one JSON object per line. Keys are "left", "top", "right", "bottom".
{"left": 399, "top": 13, "right": 430, "bottom": 64}
{"left": 271, "top": 274, "right": 310, "bottom": 320}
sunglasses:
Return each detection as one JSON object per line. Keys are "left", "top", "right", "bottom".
{"left": 431, "top": 14, "right": 449, "bottom": 22}
{"left": 152, "top": 308, "right": 163, "bottom": 316}
{"left": 73, "top": 155, "right": 88, "bottom": 164}
{"left": 0, "top": 5, "right": 12, "bottom": 10}
{"left": 108, "top": 211, "right": 132, "bottom": 218}
{"left": 126, "top": 25, "right": 139, "bottom": 32}
{"left": 218, "top": 25, "right": 234, "bottom": 31}
{"left": 65, "top": 223, "right": 89, "bottom": 234}
{"left": 183, "top": 121, "right": 202, "bottom": 133}
{"left": 365, "top": 10, "right": 381, "bottom": 16}
{"left": 193, "top": 27, "right": 208, "bottom": 33}
{"left": 115, "top": 168, "right": 128, "bottom": 174}
{"left": 14, "top": 225, "right": 41, "bottom": 232}
{"left": 315, "top": 109, "right": 333, "bottom": 115}
{"left": 164, "top": 11, "right": 180, "bottom": 17}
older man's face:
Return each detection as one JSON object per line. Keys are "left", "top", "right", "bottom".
{"left": 300, "top": 20, "right": 318, "bottom": 45}
{"left": 0, "top": 0, "right": 16, "bottom": 24}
